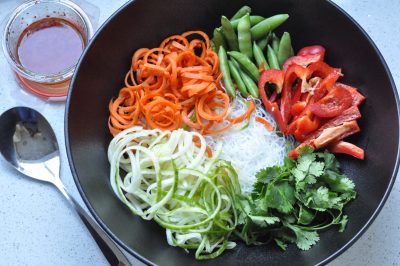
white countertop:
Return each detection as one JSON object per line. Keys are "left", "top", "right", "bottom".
{"left": 0, "top": 0, "right": 399, "bottom": 265}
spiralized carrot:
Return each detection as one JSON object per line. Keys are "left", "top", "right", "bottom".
{"left": 255, "top": 116, "right": 274, "bottom": 132}
{"left": 109, "top": 31, "right": 254, "bottom": 136}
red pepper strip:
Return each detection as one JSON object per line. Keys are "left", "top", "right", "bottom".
{"left": 334, "top": 82, "right": 366, "bottom": 106}
{"left": 291, "top": 82, "right": 302, "bottom": 105}
{"left": 296, "top": 114, "right": 320, "bottom": 135}
{"left": 291, "top": 101, "right": 307, "bottom": 117}
{"left": 328, "top": 141, "right": 365, "bottom": 160}
{"left": 287, "top": 110, "right": 320, "bottom": 142}
{"left": 306, "top": 61, "right": 337, "bottom": 80}
{"left": 309, "top": 86, "right": 353, "bottom": 118}
{"left": 303, "top": 106, "right": 361, "bottom": 142}
{"left": 281, "top": 64, "right": 309, "bottom": 126}
{"left": 288, "top": 143, "right": 313, "bottom": 160}
{"left": 290, "top": 120, "right": 362, "bottom": 159}
{"left": 283, "top": 54, "right": 322, "bottom": 72}
{"left": 258, "top": 69, "right": 287, "bottom": 133}
{"left": 313, "top": 69, "right": 342, "bottom": 101}
{"left": 311, "top": 120, "right": 360, "bottom": 149}
{"left": 259, "top": 69, "right": 285, "bottom": 94}
{"left": 297, "top": 45, "right": 326, "bottom": 60}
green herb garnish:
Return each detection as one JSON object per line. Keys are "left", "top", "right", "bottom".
{"left": 235, "top": 147, "right": 356, "bottom": 250}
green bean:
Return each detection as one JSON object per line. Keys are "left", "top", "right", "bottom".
{"left": 228, "top": 51, "right": 260, "bottom": 81}
{"left": 230, "top": 15, "right": 264, "bottom": 29}
{"left": 231, "top": 5, "right": 251, "bottom": 20}
{"left": 253, "top": 41, "right": 269, "bottom": 69}
{"left": 271, "top": 33, "right": 280, "bottom": 55}
{"left": 267, "top": 45, "right": 280, "bottom": 70}
{"left": 239, "top": 68, "right": 259, "bottom": 98}
{"left": 256, "top": 31, "right": 272, "bottom": 51}
{"left": 212, "top": 28, "right": 227, "bottom": 51}
{"left": 250, "top": 14, "right": 289, "bottom": 40}
{"left": 221, "top": 16, "right": 239, "bottom": 51}
{"left": 238, "top": 13, "right": 253, "bottom": 58}
{"left": 218, "top": 46, "right": 236, "bottom": 97}
{"left": 277, "top": 32, "right": 294, "bottom": 67}
{"left": 228, "top": 60, "right": 248, "bottom": 97}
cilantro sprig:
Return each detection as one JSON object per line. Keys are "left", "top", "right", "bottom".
{"left": 235, "top": 147, "right": 356, "bottom": 251}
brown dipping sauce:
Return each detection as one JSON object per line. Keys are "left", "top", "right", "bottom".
{"left": 17, "top": 18, "right": 84, "bottom": 75}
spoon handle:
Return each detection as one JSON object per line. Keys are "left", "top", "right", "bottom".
{"left": 54, "top": 181, "right": 131, "bottom": 266}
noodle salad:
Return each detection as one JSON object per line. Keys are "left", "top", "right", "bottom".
{"left": 107, "top": 5, "right": 364, "bottom": 260}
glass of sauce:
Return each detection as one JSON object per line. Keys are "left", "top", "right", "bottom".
{"left": 2, "top": 0, "right": 93, "bottom": 101}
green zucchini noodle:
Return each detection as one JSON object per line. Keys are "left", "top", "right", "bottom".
{"left": 107, "top": 126, "right": 241, "bottom": 259}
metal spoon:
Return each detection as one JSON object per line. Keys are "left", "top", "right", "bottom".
{"left": 0, "top": 106, "right": 131, "bottom": 266}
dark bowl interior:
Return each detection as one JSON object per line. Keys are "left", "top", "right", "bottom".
{"left": 65, "top": 0, "right": 399, "bottom": 265}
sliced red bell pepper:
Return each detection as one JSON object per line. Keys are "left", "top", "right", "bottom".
{"left": 309, "top": 86, "right": 353, "bottom": 118}
{"left": 291, "top": 101, "right": 307, "bottom": 117}
{"left": 291, "top": 82, "right": 302, "bottom": 105}
{"left": 304, "top": 106, "right": 361, "bottom": 142}
{"left": 334, "top": 82, "right": 366, "bottom": 106}
{"left": 289, "top": 121, "right": 361, "bottom": 160}
{"left": 258, "top": 69, "right": 287, "bottom": 133}
{"left": 282, "top": 54, "right": 322, "bottom": 72}
{"left": 282, "top": 45, "right": 326, "bottom": 72}
{"left": 311, "top": 120, "right": 360, "bottom": 149}
{"left": 329, "top": 141, "right": 365, "bottom": 160}
{"left": 297, "top": 45, "right": 326, "bottom": 60}
{"left": 281, "top": 64, "right": 309, "bottom": 126}
{"left": 288, "top": 143, "right": 311, "bottom": 160}
{"left": 312, "top": 69, "right": 342, "bottom": 101}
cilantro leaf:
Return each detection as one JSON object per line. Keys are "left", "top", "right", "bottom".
{"left": 297, "top": 153, "right": 315, "bottom": 172}
{"left": 248, "top": 215, "right": 280, "bottom": 227}
{"left": 274, "top": 238, "right": 287, "bottom": 251}
{"left": 309, "top": 161, "right": 324, "bottom": 177}
{"left": 298, "top": 205, "right": 315, "bottom": 225}
{"left": 287, "top": 224, "right": 320, "bottom": 250}
{"left": 264, "top": 181, "right": 295, "bottom": 214}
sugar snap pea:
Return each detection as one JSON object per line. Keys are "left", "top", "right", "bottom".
{"left": 267, "top": 45, "right": 280, "bottom": 70}
{"left": 277, "top": 32, "right": 294, "bottom": 67}
{"left": 238, "top": 13, "right": 253, "bottom": 58}
{"left": 239, "top": 69, "right": 259, "bottom": 98}
{"left": 230, "top": 15, "right": 264, "bottom": 29}
{"left": 228, "top": 60, "right": 248, "bottom": 97}
{"left": 213, "top": 28, "right": 227, "bottom": 51}
{"left": 253, "top": 41, "right": 269, "bottom": 69}
{"left": 231, "top": 5, "right": 251, "bottom": 20}
{"left": 256, "top": 31, "right": 272, "bottom": 51}
{"left": 250, "top": 14, "right": 289, "bottom": 40}
{"left": 218, "top": 46, "right": 236, "bottom": 97}
{"left": 221, "top": 16, "right": 239, "bottom": 51}
{"left": 271, "top": 33, "right": 280, "bottom": 55}
{"left": 228, "top": 51, "right": 260, "bottom": 81}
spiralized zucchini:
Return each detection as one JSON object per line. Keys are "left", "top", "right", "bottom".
{"left": 108, "top": 126, "right": 241, "bottom": 259}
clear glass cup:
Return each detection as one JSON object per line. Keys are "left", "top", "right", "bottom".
{"left": 2, "top": 0, "right": 93, "bottom": 101}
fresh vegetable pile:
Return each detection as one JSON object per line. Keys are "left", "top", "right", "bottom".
{"left": 108, "top": 127, "right": 241, "bottom": 259}
{"left": 212, "top": 6, "right": 293, "bottom": 98}
{"left": 107, "top": 5, "right": 365, "bottom": 261}
{"left": 257, "top": 45, "right": 365, "bottom": 159}
{"left": 235, "top": 147, "right": 355, "bottom": 250}
{"left": 108, "top": 31, "right": 254, "bottom": 136}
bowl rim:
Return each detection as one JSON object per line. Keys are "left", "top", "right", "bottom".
{"left": 65, "top": 0, "right": 400, "bottom": 265}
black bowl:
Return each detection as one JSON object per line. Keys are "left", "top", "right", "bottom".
{"left": 65, "top": 0, "right": 399, "bottom": 265}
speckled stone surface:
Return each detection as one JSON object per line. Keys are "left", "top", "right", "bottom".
{"left": 0, "top": 0, "right": 398, "bottom": 265}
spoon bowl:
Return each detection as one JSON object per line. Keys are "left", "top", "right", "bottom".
{"left": 0, "top": 107, "right": 60, "bottom": 182}
{"left": 0, "top": 106, "right": 131, "bottom": 266}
